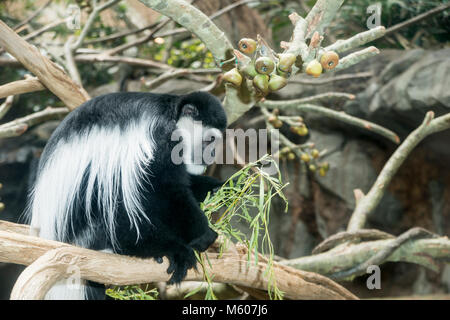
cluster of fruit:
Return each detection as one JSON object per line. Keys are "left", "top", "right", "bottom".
{"left": 223, "top": 36, "right": 340, "bottom": 95}
{"left": 279, "top": 146, "right": 330, "bottom": 177}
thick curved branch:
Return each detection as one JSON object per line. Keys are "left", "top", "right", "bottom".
{"left": 0, "top": 19, "right": 90, "bottom": 110}
{"left": 328, "top": 228, "right": 439, "bottom": 280}
{"left": 138, "top": 0, "right": 233, "bottom": 63}
{"left": 282, "top": 234, "right": 450, "bottom": 278}
{"left": 0, "top": 224, "right": 357, "bottom": 300}
{"left": 0, "top": 77, "right": 45, "bottom": 99}
{"left": 347, "top": 111, "right": 450, "bottom": 231}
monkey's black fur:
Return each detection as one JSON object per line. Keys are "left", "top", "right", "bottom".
{"left": 35, "top": 91, "right": 227, "bottom": 299}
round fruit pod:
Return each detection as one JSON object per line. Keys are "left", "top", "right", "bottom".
{"left": 311, "top": 149, "right": 320, "bottom": 158}
{"left": 319, "top": 167, "right": 327, "bottom": 177}
{"left": 253, "top": 74, "right": 269, "bottom": 94}
{"left": 223, "top": 68, "right": 243, "bottom": 87}
{"left": 277, "top": 53, "right": 296, "bottom": 72}
{"left": 238, "top": 38, "right": 257, "bottom": 55}
{"left": 320, "top": 51, "right": 339, "bottom": 70}
{"left": 300, "top": 153, "right": 310, "bottom": 163}
{"left": 255, "top": 57, "right": 275, "bottom": 75}
{"left": 305, "top": 59, "right": 322, "bottom": 78}
{"left": 296, "top": 125, "right": 308, "bottom": 136}
{"left": 268, "top": 74, "right": 287, "bottom": 91}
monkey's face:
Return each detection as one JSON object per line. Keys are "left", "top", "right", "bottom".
{"left": 174, "top": 115, "right": 223, "bottom": 175}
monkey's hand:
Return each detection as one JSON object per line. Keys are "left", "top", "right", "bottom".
{"left": 166, "top": 245, "right": 198, "bottom": 285}
{"left": 189, "top": 227, "right": 218, "bottom": 252}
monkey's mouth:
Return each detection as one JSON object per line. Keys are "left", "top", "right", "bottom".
{"left": 185, "top": 163, "right": 207, "bottom": 175}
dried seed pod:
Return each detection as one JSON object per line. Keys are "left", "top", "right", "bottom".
{"left": 223, "top": 68, "right": 243, "bottom": 87}
{"left": 277, "top": 53, "right": 296, "bottom": 72}
{"left": 306, "top": 59, "right": 322, "bottom": 77}
{"left": 253, "top": 74, "right": 269, "bottom": 94}
{"left": 287, "top": 152, "right": 296, "bottom": 160}
{"left": 255, "top": 57, "right": 275, "bottom": 75}
{"left": 320, "top": 51, "right": 339, "bottom": 70}
{"left": 300, "top": 153, "right": 310, "bottom": 163}
{"left": 238, "top": 38, "right": 257, "bottom": 55}
{"left": 311, "top": 149, "right": 320, "bottom": 158}
{"left": 268, "top": 74, "right": 287, "bottom": 91}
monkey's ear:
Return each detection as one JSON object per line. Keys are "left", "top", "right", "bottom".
{"left": 180, "top": 104, "right": 198, "bottom": 118}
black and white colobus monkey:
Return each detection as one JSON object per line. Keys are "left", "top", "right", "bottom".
{"left": 27, "top": 91, "right": 227, "bottom": 299}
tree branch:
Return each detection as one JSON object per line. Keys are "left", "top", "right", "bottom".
{"left": 0, "top": 223, "right": 357, "bottom": 300}
{"left": 0, "top": 19, "right": 90, "bottom": 110}
{"left": 281, "top": 233, "right": 450, "bottom": 278}
{"left": 0, "top": 95, "right": 14, "bottom": 120}
{"left": 0, "top": 77, "right": 45, "bottom": 100}
{"left": 347, "top": 111, "right": 450, "bottom": 231}
{"left": 324, "top": 26, "right": 386, "bottom": 53}
{"left": 384, "top": 3, "right": 450, "bottom": 36}
{"left": 0, "top": 106, "right": 69, "bottom": 138}
{"left": 259, "top": 100, "right": 400, "bottom": 144}
{"left": 138, "top": 0, "right": 234, "bottom": 63}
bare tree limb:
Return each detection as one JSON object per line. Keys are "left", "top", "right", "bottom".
{"left": 0, "top": 225, "right": 357, "bottom": 300}
{"left": 331, "top": 46, "right": 380, "bottom": 72}
{"left": 347, "top": 111, "right": 450, "bottom": 231}
{"left": 312, "top": 229, "right": 395, "bottom": 255}
{"left": 0, "top": 106, "right": 69, "bottom": 138}
{"left": 328, "top": 228, "right": 439, "bottom": 280}
{"left": 384, "top": 3, "right": 450, "bottom": 36}
{"left": 282, "top": 232, "right": 450, "bottom": 277}
{"left": 0, "top": 77, "right": 45, "bottom": 100}
{"left": 12, "top": 0, "right": 53, "bottom": 31}
{"left": 143, "top": 68, "right": 221, "bottom": 90}
{"left": 70, "top": 0, "right": 121, "bottom": 51}
{"left": 289, "top": 72, "right": 373, "bottom": 85}
{"left": 0, "top": 19, "right": 90, "bottom": 110}
{"left": 324, "top": 26, "right": 386, "bottom": 53}
{"left": 278, "top": 92, "right": 356, "bottom": 104}
{"left": 138, "top": 0, "right": 234, "bottom": 63}
{"left": 0, "top": 95, "right": 14, "bottom": 120}
{"left": 304, "top": 0, "right": 344, "bottom": 38}
{"left": 260, "top": 100, "right": 400, "bottom": 144}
